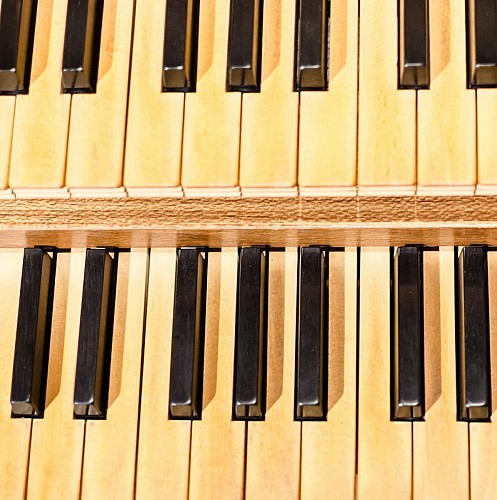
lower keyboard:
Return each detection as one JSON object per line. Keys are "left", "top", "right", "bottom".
{"left": 0, "top": 247, "right": 495, "bottom": 499}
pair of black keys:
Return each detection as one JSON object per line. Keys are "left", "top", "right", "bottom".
{"left": 0, "top": 0, "right": 329, "bottom": 95}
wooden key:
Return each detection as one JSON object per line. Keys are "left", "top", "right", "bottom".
{"left": 0, "top": 250, "right": 29, "bottom": 497}
{"left": 239, "top": 0, "right": 299, "bottom": 191}
{"left": 0, "top": 98, "right": 15, "bottom": 190}
{"left": 9, "top": 0, "right": 71, "bottom": 188}
{"left": 124, "top": 0, "right": 185, "bottom": 190}
{"left": 413, "top": 248, "right": 469, "bottom": 497}
{"left": 357, "top": 0, "right": 416, "bottom": 193}
{"left": 136, "top": 249, "right": 191, "bottom": 499}
{"left": 417, "top": 0, "right": 476, "bottom": 192}
{"left": 80, "top": 250, "right": 148, "bottom": 499}
{"left": 189, "top": 250, "right": 245, "bottom": 499}
{"left": 301, "top": 249, "right": 357, "bottom": 498}
{"left": 356, "top": 248, "right": 412, "bottom": 497}
{"left": 182, "top": 0, "right": 241, "bottom": 190}
{"left": 26, "top": 251, "right": 86, "bottom": 499}
{"left": 245, "top": 249, "right": 300, "bottom": 498}
{"left": 65, "top": 0, "right": 134, "bottom": 188}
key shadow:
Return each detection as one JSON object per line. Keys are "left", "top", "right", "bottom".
{"left": 196, "top": 0, "right": 216, "bottom": 82}
{"left": 265, "top": 252, "right": 285, "bottom": 412}
{"left": 29, "top": 0, "right": 54, "bottom": 86}
{"left": 329, "top": 0, "right": 348, "bottom": 82}
{"left": 487, "top": 252, "right": 497, "bottom": 415}
{"left": 327, "top": 251, "right": 346, "bottom": 411}
{"left": 202, "top": 253, "right": 221, "bottom": 411}
{"left": 107, "top": 252, "right": 131, "bottom": 408}
{"left": 44, "top": 254, "right": 71, "bottom": 409}
{"left": 96, "top": 0, "right": 118, "bottom": 83}
{"left": 261, "top": 0, "right": 282, "bottom": 84}
{"left": 423, "top": 249, "right": 442, "bottom": 412}
{"left": 429, "top": 0, "right": 451, "bottom": 82}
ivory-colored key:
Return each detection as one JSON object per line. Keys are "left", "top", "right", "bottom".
{"left": 469, "top": 250, "right": 497, "bottom": 498}
{"left": 189, "top": 249, "right": 245, "bottom": 499}
{"left": 413, "top": 248, "right": 469, "bottom": 498}
{"left": 135, "top": 249, "right": 191, "bottom": 499}
{"left": 477, "top": 89, "right": 497, "bottom": 190}
{"left": 0, "top": 98, "right": 14, "bottom": 189}
{"left": 356, "top": 248, "right": 412, "bottom": 498}
{"left": 239, "top": 0, "right": 298, "bottom": 191}
{"left": 298, "top": 0, "right": 358, "bottom": 193}
{"left": 65, "top": 0, "right": 134, "bottom": 188}
{"left": 9, "top": 0, "right": 71, "bottom": 188}
{"left": 182, "top": 0, "right": 241, "bottom": 190}
{"left": 300, "top": 249, "right": 357, "bottom": 498}
{"left": 124, "top": 0, "right": 185, "bottom": 189}
{"left": 357, "top": 1, "right": 416, "bottom": 193}
{"left": 245, "top": 249, "right": 300, "bottom": 499}
{"left": 0, "top": 250, "right": 29, "bottom": 498}
{"left": 417, "top": 1, "right": 476, "bottom": 192}
{"left": 80, "top": 250, "right": 148, "bottom": 499}
{"left": 26, "top": 251, "right": 85, "bottom": 500}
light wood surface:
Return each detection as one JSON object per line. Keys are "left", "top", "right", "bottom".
{"left": 136, "top": 249, "right": 191, "bottom": 499}
{"left": 80, "top": 250, "right": 147, "bottom": 499}
{"left": 245, "top": 249, "right": 300, "bottom": 499}
{"left": 358, "top": 0, "right": 416, "bottom": 189}
{"left": 0, "top": 250, "right": 30, "bottom": 499}
{"left": 26, "top": 251, "right": 85, "bottom": 500}
{"left": 9, "top": 0, "right": 71, "bottom": 188}
{"left": 417, "top": 0, "right": 476, "bottom": 189}
{"left": 413, "top": 248, "right": 469, "bottom": 498}
{"left": 356, "top": 247, "right": 412, "bottom": 498}
{"left": 189, "top": 249, "right": 245, "bottom": 499}
{"left": 477, "top": 89, "right": 497, "bottom": 188}
{"left": 0, "top": 98, "right": 15, "bottom": 189}
{"left": 182, "top": 0, "right": 241, "bottom": 188}
{"left": 239, "top": 0, "right": 298, "bottom": 188}
{"left": 124, "top": 0, "right": 185, "bottom": 188}
{"left": 65, "top": 0, "right": 134, "bottom": 188}
{"left": 301, "top": 249, "right": 357, "bottom": 498}
{"left": 469, "top": 250, "right": 497, "bottom": 498}
{"left": 298, "top": 0, "right": 358, "bottom": 190}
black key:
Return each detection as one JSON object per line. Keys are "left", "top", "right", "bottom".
{"left": 163, "top": 0, "right": 199, "bottom": 92}
{"left": 11, "top": 248, "right": 56, "bottom": 417}
{"left": 466, "top": 0, "right": 497, "bottom": 87}
{"left": 398, "top": 0, "right": 430, "bottom": 89}
{"left": 74, "top": 249, "right": 117, "bottom": 418}
{"left": 295, "top": 247, "right": 327, "bottom": 420}
{"left": 233, "top": 247, "right": 267, "bottom": 420}
{"left": 169, "top": 248, "right": 206, "bottom": 419}
{"left": 294, "top": 0, "right": 329, "bottom": 91}
{"left": 0, "top": 0, "right": 37, "bottom": 94}
{"left": 457, "top": 246, "right": 491, "bottom": 421}
{"left": 226, "top": 0, "right": 263, "bottom": 92}
{"left": 392, "top": 246, "right": 424, "bottom": 421}
{"left": 61, "top": 0, "right": 104, "bottom": 93}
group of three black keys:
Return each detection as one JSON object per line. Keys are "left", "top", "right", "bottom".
{"left": 9, "top": 244, "right": 493, "bottom": 424}
{"left": 1, "top": 0, "right": 497, "bottom": 96}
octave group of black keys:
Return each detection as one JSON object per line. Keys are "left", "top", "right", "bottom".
{"left": 1, "top": 0, "right": 497, "bottom": 95}
{"left": 9, "top": 245, "right": 493, "bottom": 423}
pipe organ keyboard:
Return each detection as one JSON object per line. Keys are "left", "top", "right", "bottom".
{"left": 1, "top": 0, "right": 497, "bottom": 499}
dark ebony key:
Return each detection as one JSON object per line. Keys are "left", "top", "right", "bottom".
{"left": 74, "top": 249, "right": 117, "bottom": 418}
{"left": 294, "top": 0, "right": 329, "bottom": 91}
{"left": 163, "top": 0, "right": 199, "bottom": 91}
{"left": 61, "top": 0, "right": 104, "bottom": 93}
{"left": 169, "top": 248, "right": 206, "bottom": 419}
{"left": 398, "top": 0, "right": 430, "bottom": 89}
{"left": 457, "top": 246, "right": 491, "bottom": 421}
{"left": 466, "top": 0, "right": 497, "bottom": 87}
{"left": 0, "top": 0, "right": 37, "bottom": 94}
{"left": 295, "top": 247, "right": 327, "bottom": 420}
{"left": 11, "top": 248, "right": 56, "bottom": 417}
{"left": 233, "top": 247, "right": 267, "bottom": 420}
{"left": 392, "top": 246, "right": 424, "bottom": 421}
{"left": 226, "top": 0, "right": 263, "bottom": 92}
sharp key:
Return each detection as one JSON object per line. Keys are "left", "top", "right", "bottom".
{"left": 11, "top": 248, "right": 56, "bottom": 417}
